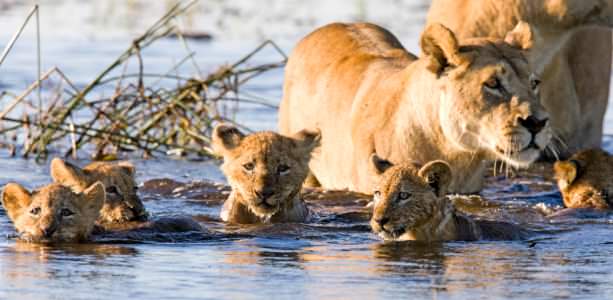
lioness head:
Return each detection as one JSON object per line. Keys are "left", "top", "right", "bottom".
{"left": 50, "top": 158, "right": 147, "bottom": 223}
{"left": 2, "top": 182, "right": 104, "bottom": 243}
{"left": 421, "top": 22, "right": 552, "bottom": 167}
{"left": 369, "top": 154, "right": 454, "bottom": 241}
{"left": 554, "top": 149, "right": 613, "bottom": 209}
{"left": 212, "top": 124, "right": 320, "bottom": 219}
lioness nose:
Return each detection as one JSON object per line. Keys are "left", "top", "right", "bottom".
{"left": 375, "top": 217, "right": 390, "bottom": 227}
{"left": 255, "top": 188, "right": 275, "bottom": 200}
{"left": 518, "top": 116, "right": 548, "bottom": 134}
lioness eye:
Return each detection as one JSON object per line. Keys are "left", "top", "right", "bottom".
{"left": 243, "top": 162, "right": 255, "bottom": 171}
{"left": 484, "top": 77, "right": 501, "bottom": 89}
{"left": 61, "top": 208, "right": 74, "bottom": 217}
{"left": 106, "top": 186, "right": 120, "bottom": 195}
{"left": 277, "top": 164, "right": 290, "bottom": 174}
{"left": 30, "top": 207, "right": 41, "bottom": 215}
{"left": 398, "top": 192, "right": 411, "bottom": 200}
{"left": 530, "top": 78, "right": 541, "bottom": 90}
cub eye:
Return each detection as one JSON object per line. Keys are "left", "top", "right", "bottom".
{"left": 484, "top": 77, "right": 501, "bottom": 89}
{"left": 106, "top": 186, "right": 121, "bottom": 195}
{"left": 243, "top": 162, "right": 255, "bottom": 172}
{"left": 30, "top": 207, "right": 41, "bottom": 216}
{"left": 277, "top": 164, "right": 290, "bottom": 175}
{"left": 530, "top": 78, "right": 541, "bottom": 90}
{"left": 398, "top": 192, "right": 411, "bottom": 200}
{"left": 61, "top": 208, "right": 74, "bottom": 217}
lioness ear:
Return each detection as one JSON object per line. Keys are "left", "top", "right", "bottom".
{"left": 291, "top": 128, "right": 321, "bottom": 155}
{"left": 50, "top": 157, "right": 88, "bottom": 185}
{"left": 420, "top": 23, "right": 468, "bottom": 75}
{"left": 82, "top": 182, "right": 105, "bottom": 218}
{"left": 554, "top": 160, "right": 580, "bottom": 190}
{"left": 418, "top": 160, "right": 452, "bottom": 197}
{"left": 211, "top": 123, "right": 245, "bottom": 157}
{"left": 2, "top": 183, "right": 32, "bottom": 222}
{"left": 117, "top": 161, "right": 136, "bottom": 177}
{"left": 504, "top": 21, "right": 534, "bottom": 50}
{"left": 370, "top": 154, "right": 394, "bottom": 175}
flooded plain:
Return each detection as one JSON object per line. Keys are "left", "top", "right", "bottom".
{"left": 1, "top": 1, "right": 613, "bottom": 299}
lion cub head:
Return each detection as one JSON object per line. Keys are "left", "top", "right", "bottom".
{"left": 554, "top": 149, "right": 613, "bottom": 209}
{"left": 2, "top": 182, "right": 104, "bottom": 243}
{"left": 212, "top": 124, "right": 320, "bottom": 219}
{"left": 422, "top": 22, "right": 552, "bottom": 167}
{"left": 50, "top": 158, "right": 147, "bottom": 223}
{"left": 369, "top": 154, "right": 454, "bottom": 241}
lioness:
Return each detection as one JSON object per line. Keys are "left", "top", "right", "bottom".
{"left": 2, "top": 182, "right": 203, "bottom": 243}
{"left": 50, "top": 158, "right": 148, "bottom": 223}
{"left": 554, "top": 149, "right": 613, "bottom": 209}
{"left": 369, "top": 154, "right": 527, "bottom": 242}
{"left": 428, "top": 0, "right": 613, "bottom": 154}
{"left": 279, "top": 22, "right": 551, "bottom": 194}
{"left": 212, "top": 124, "right": 320, "bottom": 224}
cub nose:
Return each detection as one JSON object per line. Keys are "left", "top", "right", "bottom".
{"left": 518, "top": 116, "right": 548, "bottom": 134}
{"left": 41, "top": 226, "right": 57, "bottom": 238}
{"left": 255, "top": 188, "right": 275, "bottom": 201}
{"left": 374, "top": 217, "right": 390, "bottom": 227}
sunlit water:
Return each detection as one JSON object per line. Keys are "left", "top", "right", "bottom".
{"left": 1, "top": 1, "right": 613, "bottom": 299}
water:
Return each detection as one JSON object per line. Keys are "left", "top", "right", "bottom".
{"left": 1, "top": 1, "right": 613, "bottom": 299}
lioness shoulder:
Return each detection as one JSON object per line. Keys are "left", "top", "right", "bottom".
{"left": 212, "top": 123, "right": 320, "bottom": 224}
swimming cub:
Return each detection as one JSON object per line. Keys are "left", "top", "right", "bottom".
{"left": 50, "top": 158, "right": 148, "bottom": 223}
{"left": 2, "top": 182, "right": 202, "bottom": 243}
{"left": 554, "top": 149, "right": 613, "bottom": 209}
{"left": 212, "top": 124, "right": 320, "bottom": 224}
{"left": 369, "top": 154, "right": 526, "bottom": 242}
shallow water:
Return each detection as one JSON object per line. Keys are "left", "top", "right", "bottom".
{"left": 1, "top": 1, "right": 613, "bottom": 300}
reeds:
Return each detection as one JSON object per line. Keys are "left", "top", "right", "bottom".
{"left": 0, "top": 1, "right": 287, "bottom": 161}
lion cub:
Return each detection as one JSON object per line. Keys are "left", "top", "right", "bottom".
{"left": 50, "top": 158, "right": 148, "bottom": 223}
{"left": 369, "top": 154, "right": 526, "bottom": 242}
{"left": 554, "top": 149, "right": 613, "bottom": 209}
{"left": 212, "top": 124, "right": 320, "bottom": 224}
{"left": 2, "top": 182, "right": 105, "bottom": 243}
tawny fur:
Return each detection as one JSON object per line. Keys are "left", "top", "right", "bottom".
{"left": 369, "top": 155, "right": 526, "bottom": 242}
{"left": 554, "top": 149, "right": 613, "bottom": 209}
{"left": 427, "top": 0, "right": 613, "bottom": 155}
{"left": 2, "top": 182, "right": 105, "bottom": 243}
{"left": 50, "top": 158, "right": 147, "bottom": 224}
{"left": 212, "top": 124, "right": 320, "bottom": 224}
{"left": 279, "top": 22, "right": 551, "bottom": 194}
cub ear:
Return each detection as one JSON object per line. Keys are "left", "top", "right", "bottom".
{"left": 2, "top": 183, "right": 32, "bottom": 222}
{"left": 554, "top": 160, "right": 580, "bottom": 190}
{"left": 82, "top": 182, "right": 105, "bottom": 218}
{"left": 291, "top": 128, "right": 321, "bottom": 156}
{"left": 504, "top": 21, "right": 535, "bottom": 50}
{"left": 211, "top": 123, "right": 245, "bottom": 157}
{"left": 50, "top": 157, "right": 88, "bottom": 185}
{"left": 418, "top": 160, "right": 452, "bottom": 197}
{"left": 420, "top": 23, "right": 468, "bottom": 75}
{"left": 370, "top": 153, "right": 394, "bottom": 175}
{"left": 116, "top": 161, "right": 136, "bottom": 177}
